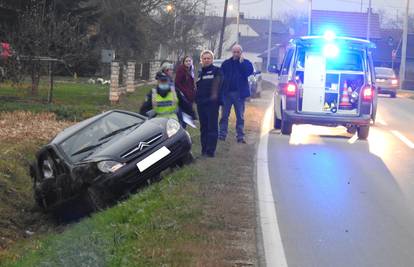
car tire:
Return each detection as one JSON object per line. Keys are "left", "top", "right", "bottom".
{"left": 274, "top": 111, "right": 282, "bottom": 129}
{"left": 281, "top": 119, "right": 293, "bottom": 135}
{"left": 390, "top": 92, "right": 397, "bottom": 98}
{"left": 177, "top": 152, "right": 194, "bottom": 167}
{"left": 86, "top": 186, "right": 108, "bottom": 212}
{"left": 357, "top": 125, "right": 370, "bottom": 140}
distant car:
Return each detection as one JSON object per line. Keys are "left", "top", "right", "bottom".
{"left": 273, "top": 34, "right": 378, "bottom": 140}
{"left": 30, "top": 110, "right": 192, "bottom": 213}
{"left": 213, "top": 59, "right": 262, "bottom": 98}
{"left": 375, "top": 67, "right": 398, "bottom": 98}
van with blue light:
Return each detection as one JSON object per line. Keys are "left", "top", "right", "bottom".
{"left": 272, "top": 31, "right": 377, "bottom": 140}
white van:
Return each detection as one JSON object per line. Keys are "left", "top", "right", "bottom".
{"left": 273, "top": 34, "right": 377, "bottom": 140}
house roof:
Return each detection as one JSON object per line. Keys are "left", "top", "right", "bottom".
{"left": 228, "top": 33, "right": 291, "bottom": 54}
{"left": 311, "top": 10, "right": 381, "bottom": 39}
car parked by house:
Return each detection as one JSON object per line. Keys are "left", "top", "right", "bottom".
{"left": 273, "top": 33, "right": 378, "bottom": 140}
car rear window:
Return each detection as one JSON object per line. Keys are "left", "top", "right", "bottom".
{"left": 296, "top": 47, "right": 364, "bottom": 72}
{"left": 326, "top": 51, "right": 364, "bottom": 71}
{"left": 375, "top": 68, "right": 395, "bottom": 77}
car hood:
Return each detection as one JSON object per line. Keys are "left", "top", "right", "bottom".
{"left": 81, "top": 119, "right": 166, "bottom": 163}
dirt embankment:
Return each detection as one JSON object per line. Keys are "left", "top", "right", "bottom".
{"left": 0, "top": 112, "right": 73, "bottom": 250}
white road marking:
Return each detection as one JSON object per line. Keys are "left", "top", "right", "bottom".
{"left": 376, "top": 118, "right": 388, "bottom": 126}
{"left": 257, "top": 100, "right": 288, "bottom": 267}
{"left": 391, "top": 130, "right": 414, "bottom": 149}
{"left": 348, "top": 134, "right": 358, "bottom": 144}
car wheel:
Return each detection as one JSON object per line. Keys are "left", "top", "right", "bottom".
{"left": 390, "top": 92, "right": 397, "bottom": 98}
{"left": 274, "top": 110, "right": 282, "bottom": 129}
{"left": 85, "top": 186, "right": 108, "bottom": 212}
{"left": 281, "top": 118, "right": 293, "bottom": 135}
{"left": 175, "top": 152, "right": 194, "bottom": 167}
{"left": 357, "top": 125, "right": 370, "bottom": 140}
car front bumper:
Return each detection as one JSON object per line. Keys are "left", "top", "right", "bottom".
{"left": 377, "top": 86, "right": 398, "bottom": 94}
{"left": 284, "top": 111, "right": 371, "bottom": 127}
{"left": 95, "top": 130, "right": 192, "bottom": 195}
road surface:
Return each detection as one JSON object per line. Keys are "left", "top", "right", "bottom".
{"left": 263, "top": 94, "right": 414, "bottom": 267}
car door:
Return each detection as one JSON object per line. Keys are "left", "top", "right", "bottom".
{"left": 276, "top": 47, "right": 295, "bottom": 119}
{"left": 302, "top": 52, "right": 326, "bottom": 113}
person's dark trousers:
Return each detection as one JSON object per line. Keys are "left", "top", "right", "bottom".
{"left": 219, "top": 91, "right": 245, "bottom": 141}
{"left": 197, "top": 102, "right": 219, "bottom": 157}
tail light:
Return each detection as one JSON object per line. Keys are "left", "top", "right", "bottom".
{"left": 285, "top": 82, "right": 297, "bottom": 97}
{"left": 362, "top": 86, "right": 373, "bottom": 101}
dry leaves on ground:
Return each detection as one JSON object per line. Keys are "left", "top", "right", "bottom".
{"left": 0, "top": 111, "right": 73, "bottom": 141}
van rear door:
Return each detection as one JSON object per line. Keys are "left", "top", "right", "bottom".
{"left": 302, "top": 52, "right": 326, "bottom": 112}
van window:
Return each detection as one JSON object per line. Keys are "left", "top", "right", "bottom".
{"left": 281, "top": 48, "right": 294, "bottom": 75}
{"left": 326, "top": 51, "right": 363, "bottom": 72}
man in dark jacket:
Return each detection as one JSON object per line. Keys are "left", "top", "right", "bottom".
{"left": 219, "top": 44, "right": 254, "bottom": 143}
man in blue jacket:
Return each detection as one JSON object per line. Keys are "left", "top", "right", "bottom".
{"left": 219, "top": 44, "right": 254, "bottom": 143}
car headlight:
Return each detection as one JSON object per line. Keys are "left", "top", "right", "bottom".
{"left": 42, "top": 159, "right": 54, "bottom": 179}
{"left": 166, "top": 119, "right": 180, "bottom": 138}
{"left": 97, "top": 161, "right": 125, "bottom": 173}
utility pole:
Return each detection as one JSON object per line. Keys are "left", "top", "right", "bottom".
{"left": 236, "top": 0, "right": 241, "bottom": 44}
{"left": 400, "top": 0, "right": 410, "bottom": 88}
{"left": 367, "top": 0, "right": 371, "bottom": 40}
{"left": 266, "top": 0, "right": 273, "bottom": 71}
{"left": 360, "top": 0, "right": 363, "bottom": 12}
{"left": 308, "top": 0, "right": 312, "bottom": 35}
{"left": 218, "top": 0, "right": 229, "bottom": 59}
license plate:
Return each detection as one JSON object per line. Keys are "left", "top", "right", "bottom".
{"left": 137, "top": 146, "right": 171, "bottom": 172}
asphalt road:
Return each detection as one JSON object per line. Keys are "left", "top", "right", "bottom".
{"left": 266, "top": 95, "right": 414, "bottom": 267}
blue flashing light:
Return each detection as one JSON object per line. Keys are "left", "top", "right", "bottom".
{"left": 324, "top": 30, "right": 336, "bottom": 41}
{"left": 323, "top": 43, "right": 339, "bottom": 58}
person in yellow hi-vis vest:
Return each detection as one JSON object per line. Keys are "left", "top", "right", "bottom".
{"left": 140, "top": 71, "right": 178, "bottom": 119}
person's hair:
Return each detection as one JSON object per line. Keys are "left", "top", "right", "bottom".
{"left": 232, "top": 44, "right": 243, "bottom": 52}
{"left": 160, "top": 62, "right": 173, "bottom": 72}
{"left": 200, "top": 50, "right": 214, "bottom": 61}
{"left": 182, "top": 56, "right": 192, "bottom": 65}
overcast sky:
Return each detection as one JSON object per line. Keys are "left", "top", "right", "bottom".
{"left": 207, "top": 0, "right": 412, "bottom": 21}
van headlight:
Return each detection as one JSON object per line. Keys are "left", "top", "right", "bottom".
{"left": 166, "top": 119, "right": 180, "bottom": 138}
{"left": 97, "top": 161, "right": 125, "bottom": 173}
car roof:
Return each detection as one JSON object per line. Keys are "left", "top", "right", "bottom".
{"left": 51, "top": 110, "right": 145, "bottom": 145}
{"left": 291, "top": 36, "right": 376, "bottom": 49}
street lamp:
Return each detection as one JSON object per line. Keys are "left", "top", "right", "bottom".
{"left": 166, "top": 4, "right": 173, "bottom": 12}
{"left": 308, "top": 0, "right": 312, "bottom": 35}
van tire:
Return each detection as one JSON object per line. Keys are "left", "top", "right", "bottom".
{"left": 281, "top": 119, "right": 293, "bottom": 135}
{"left": 274, "top": 112, "right": 282, "bottom": 129}
{"left": 357, "top": 125, "right": 370, "bottom": 140}
{"left": 390, "top": 92, "right": 397, "bottom": 98}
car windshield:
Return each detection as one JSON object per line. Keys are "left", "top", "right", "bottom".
{"left": 375, "top": 67, "right": 395, "bottom": 77}
{"left": 60, "top": 112, "right": 144, "bottom": 162}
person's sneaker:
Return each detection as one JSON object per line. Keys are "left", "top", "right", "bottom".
{"left": 237, "top": 138, "right": 247, "bottom": 144}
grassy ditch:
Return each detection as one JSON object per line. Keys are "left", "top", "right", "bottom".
{"left": 0, "top": 81, "right": 269, "bottom": 266}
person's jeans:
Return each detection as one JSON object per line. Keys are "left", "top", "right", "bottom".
{"left": 197, "top": 102, "right": 219, "bottom": 156}
{"left": 219, "top": 91, "right": 245, "bottom": 141}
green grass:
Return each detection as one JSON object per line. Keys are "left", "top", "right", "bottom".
{"left": 0, "top": 129, "right": 203, "bottom": 267}
{"left": 0, "top": 81, "right": 150, "bottom": 120}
